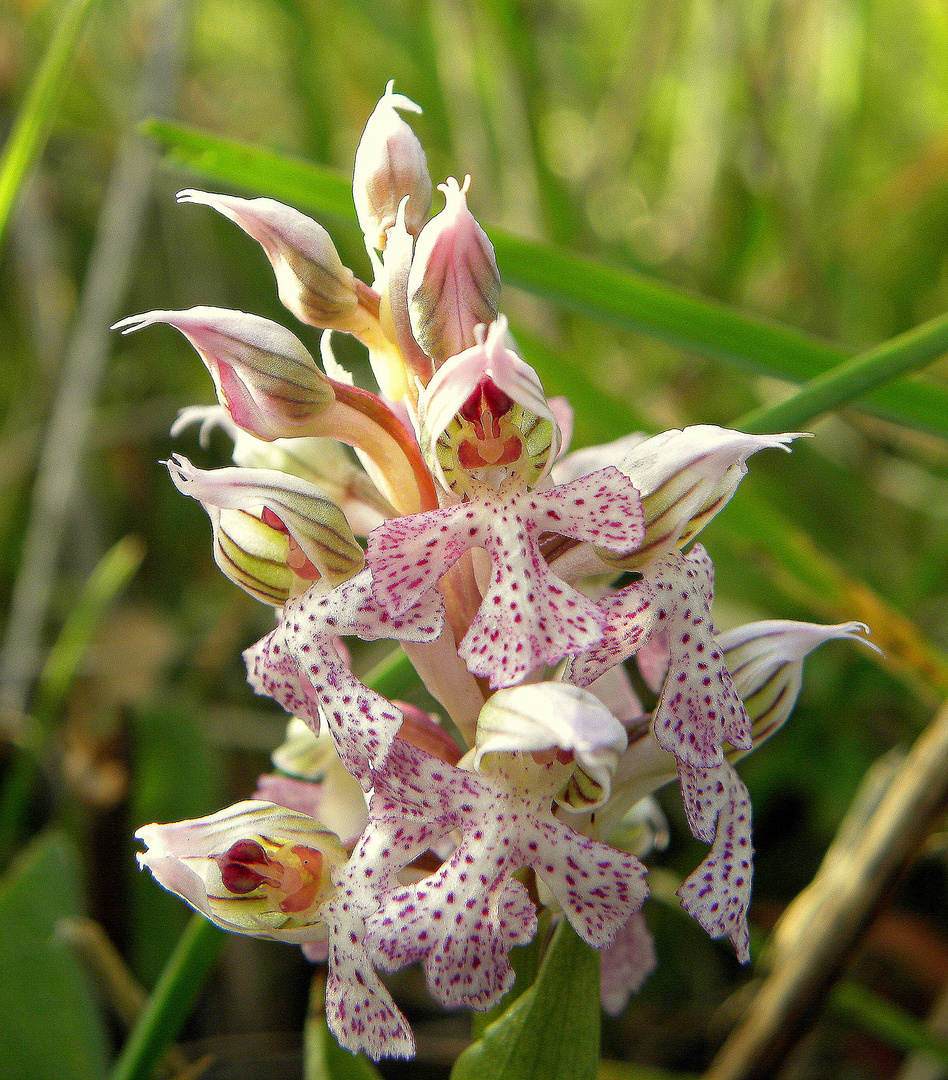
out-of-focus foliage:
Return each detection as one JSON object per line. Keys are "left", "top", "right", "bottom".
{"left": 2, "top": 0, "right": 948, "bottom": 1077}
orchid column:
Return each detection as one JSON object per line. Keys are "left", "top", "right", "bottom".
{"left": 120, "top": 81, "right": 874, "bottom": 1061}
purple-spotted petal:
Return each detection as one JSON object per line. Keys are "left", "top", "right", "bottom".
{"left": 366, "top": 740, "right": 647, "bottom": 1007}
{"left": 677, "top": 761, "right": 753, "bottom": 962}
{"left": 367, "top": 466, "right": 643, "bottom": 687}
{"left": 370, "top": 868, "right": 535, "bottom": 1010}
{"left": 650, "top": 546, "right": 751, "bottom": 767}
{"left": 600, "top": 911, "right": 657, "bottom": 1016}
{"left": 244, "top": 570, "right": 445, "bottom": 782}
{"left": 567, "top": 578, "right": 655, "bottom": 689}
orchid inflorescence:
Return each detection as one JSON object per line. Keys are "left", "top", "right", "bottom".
{"left": 119, "top": 82, "right": 874, "bottom": 1060}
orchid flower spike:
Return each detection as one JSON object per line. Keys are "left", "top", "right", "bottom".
{"left": 123, "top": 83, "right": 880, "bottom": 1062}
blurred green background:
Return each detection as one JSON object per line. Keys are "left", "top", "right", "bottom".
{"left": 2, "top": 0, "right": 948, "bottom": 1077}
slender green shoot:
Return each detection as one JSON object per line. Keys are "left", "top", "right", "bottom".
{"left": 0, "top": 0, "right": 100, "bottom": 249}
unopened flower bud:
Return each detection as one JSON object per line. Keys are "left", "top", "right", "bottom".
{"left": 604, "top": 426, "right": 803, "bottom": 567}
{"left": 166, "top": 455, "right": 365, "bottom": 585}
{"left": 177, "top": 190, "right": 363, "bottom": 330}
{"left": 212, "top": 506, "right": 293, "bottom": 606}
{"left": 353, "top": 81, "right": 432, "bottom": 251}
{"left": 408, "top": 176, "right": 500, "bottom": 366}
{"left": 113, "top": 307, "right": 334, "bottom": 441}
{"left": 136, "top": 800, "right": 348, "bottom": 939}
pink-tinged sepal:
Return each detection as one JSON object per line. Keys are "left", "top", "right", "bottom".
{"left": 407, "top": 176, "right": 500, "bottom": 366}
{"left": 474, "top": 683, "right": 628, "bottom": 811}
{"left": 610, "top": 426, "right": 803, "bottom": 567}
{"left": 165, "top": 455, "right": 365, "bottom": 585}
{"left": 135, "top": 801, "right": 347, "bottom": 940}
{"left": 650, "top": 545, "right": 751, "bottom": 767}
{"left": 176, "top": 191, "right": 367, "bottom": 332}
{"left": 417, "top": 317, "right": 560, "bottom": 495}
{"left": 721, "top": 619, "right": 878, "bottom": 746}
{"left": 245, "top": 570, "right": 445, "bottom": 782}
{"left": 677, "top": 760, "right": 753, "bottom": 962}
{"left": 599, "top": 911, "right": 657, "bottom": 1016}
{"left": 113, "top": 307, "right": 334, "bottom": 441}
{"left": 353, "top": 81, "right": 432, "bottom": 252}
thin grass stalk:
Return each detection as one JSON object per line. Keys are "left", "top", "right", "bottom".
{"left": 107, "top": 914, "right": 224, "bottom": 1080}
{"left": 736, "top": 309, "right": 948, "bottom": 434}
{"left": 703, "top": 694, "right": 948, "bottom": 1080}
{"left": 0, "top": 0, "right": 100, "bottom": 250}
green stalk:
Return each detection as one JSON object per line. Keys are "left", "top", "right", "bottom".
{"left": 107, "top": 915, "right": 224, "bottom": 1080}
{"left": 0, "top": 0, "right": 100, "bottom": 249}
{"left": 736, "top": 309, "right": 948, "bottom": 434}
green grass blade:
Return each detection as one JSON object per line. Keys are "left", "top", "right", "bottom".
{"left": 141, "top": 121, "right": 948, "bottom": 439}
{"left": 107, "top": 914, "right": 224, "bottom": 1080}
{"left": 143, "top": 119, "right": 353, "bottom": 221}
{"left": 33, "top": 535, "right": 146, "bottom": 730}
{"left": 0, "top": 0, "right": 100, "bottom": 249}
{"left": 830, "top": 982, "right": 948, "bottom": 1066}
{"left": 737, "top": 309, "right": 948, "bottom": 433}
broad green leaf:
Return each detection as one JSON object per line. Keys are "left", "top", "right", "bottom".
{"left": 0, "top": 0, "right": 100, "bottom": 249}
{"left": 141, "top": 122, "right": 948, "bottom": 439}
{"left": 0, "top": 830, "right": 109, "bottom": 1080}
{"left": 471, "top": 909, "right": 549, "bottom": 1040}
{"left": 451, "top": 919, "right": 601, "bottom": 1080}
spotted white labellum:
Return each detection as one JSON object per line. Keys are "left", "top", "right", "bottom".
{"left": 166, "top": 456, "right": 365, "bottom": 585}
{"left": 353, "top": 80, "right": 432, "bottom": 251}
{"left": 473, "top": 682, "right": 628, "bottom": 810}
{"left": 177, "top": 190, "right": 362, "bottom": 329}
{"left": 114, "top": 307, "right": 334, "bottom": 441}
{"left": 136, "top": 801, "right": 347, "bottom": 940}
{"left": 408, "top": 175, "right": 501, "bottom": 366}
{"left": 608, "top": 426, "right": 804, "bottom": 566}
